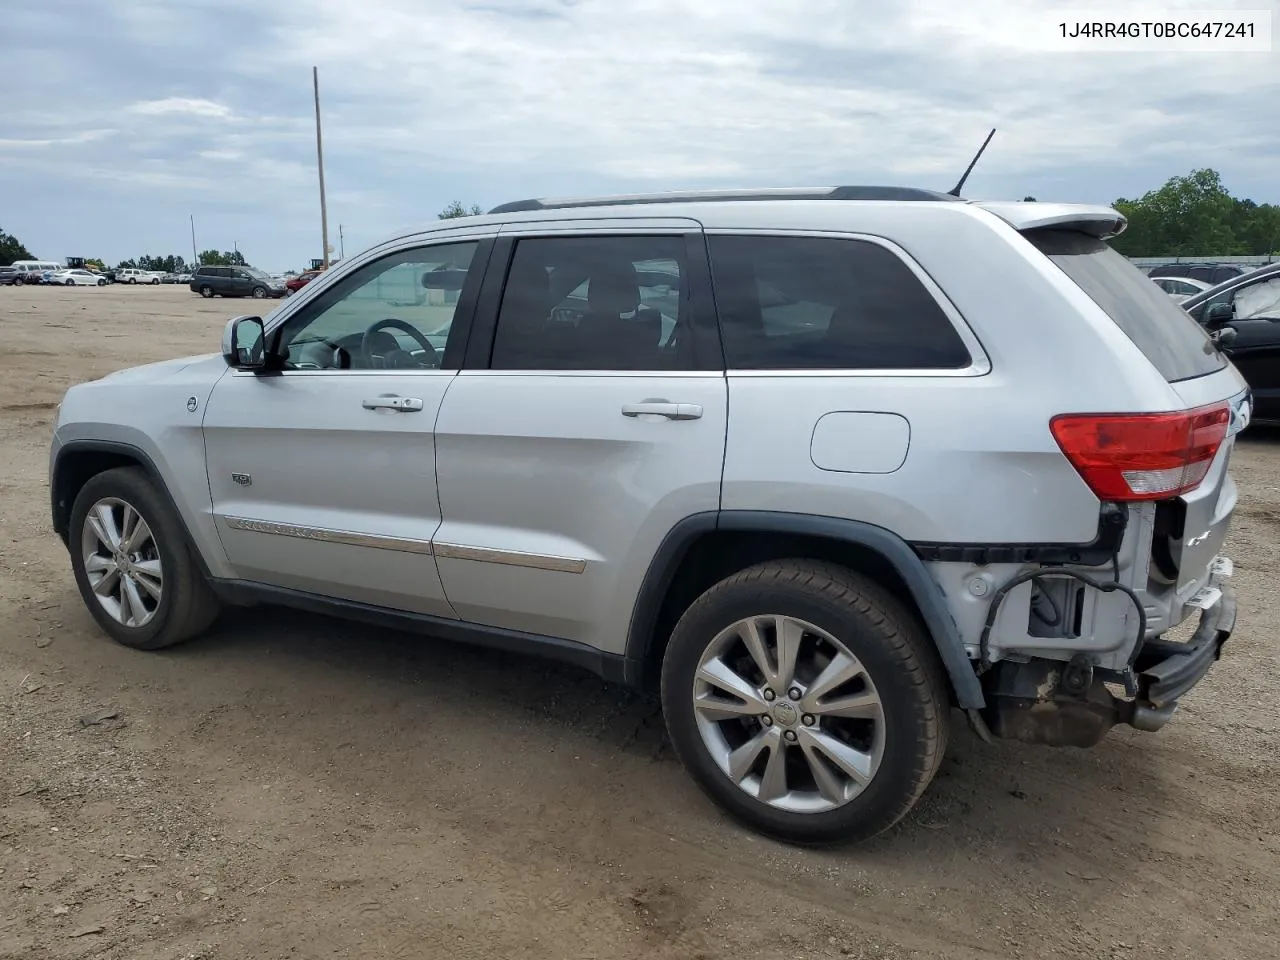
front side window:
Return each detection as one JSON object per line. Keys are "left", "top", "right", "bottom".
{"left": 490, "top": 235, "right": 692, "bottom": 370}
{"left": 273, "top": 240, "right": 478, "bottom": 371}
{"left": 708, "top": 235, "right": 971, "bottom": 370}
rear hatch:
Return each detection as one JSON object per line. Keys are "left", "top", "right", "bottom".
{"left": 1024, "top": 226, "right": 1248, "bottom": 626}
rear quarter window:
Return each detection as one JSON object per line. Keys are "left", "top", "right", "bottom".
{"left": 707, "top": 235, "right": 972, "bottom": 370}
{"left": 1027, "top": 230, "right": 1226, "bottom": 383}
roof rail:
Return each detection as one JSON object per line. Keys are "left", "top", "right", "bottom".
{"left": 487, "top": 185, "right": 962, "bottom": 215}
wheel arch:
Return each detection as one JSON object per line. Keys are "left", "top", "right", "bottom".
{"left": 51, "top": 440, "right": 217, "bottom": 580}
{"left": 623, "top": 510, "right": 985, "bottom": 709}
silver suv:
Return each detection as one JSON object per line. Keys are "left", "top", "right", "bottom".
{"left": 49, "top": 187, "right": 1248, "bottom": 845}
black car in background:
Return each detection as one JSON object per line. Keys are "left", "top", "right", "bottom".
{"left": 1148, "top": 262, "right": 1252, "bottom": 286}
{"left": 0, "top": 266, "right": 20, "bottom": 286}
{"left": 189, "top": 265, "right": 286, "bottom": 299}
{"left": 1181, "top": 261, "right": 1280, "bottom": 426}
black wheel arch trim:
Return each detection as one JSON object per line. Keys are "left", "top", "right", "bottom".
{"left": 50, "top": 439, "right": 216, "bottom": 580}
{"left": 623, "top": 509, "right": 987, "bottom": 709}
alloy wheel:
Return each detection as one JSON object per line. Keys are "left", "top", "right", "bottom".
{"left": 692, "top": 615, "right": 886, "bottom": 814}
{"left": 80, "top": 497, "right": 164, "bottom": 628}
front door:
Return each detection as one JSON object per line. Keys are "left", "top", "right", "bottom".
{"left": 1222, "top": 273, "right": 1280, "bottom": 422}
{"left": 201, "top": 235, "right": 490, "bottom": 617}
{"left": 431, "top": 225, "right": 728, "bottom": 653}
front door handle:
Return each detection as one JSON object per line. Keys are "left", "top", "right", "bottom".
{"left": 362, "top": 396, "right": 424, "bottom": 412}
{"left": 621, "top": 401, "right": 703, "bottom": 421}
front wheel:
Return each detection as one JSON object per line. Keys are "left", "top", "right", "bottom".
{"left": 69, "top": 467, "right": 220, "bottom": 650}
{"left": 251, "top": 286, "right": 266, "bottom": 299}
{"left": 660, "top": 560, "right": 950, "bottom": 846}
{"left": 97, "top": 279, "right": 107, "bottom": 286}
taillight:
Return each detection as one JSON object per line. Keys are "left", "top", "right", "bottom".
{"left": 1050, "top": 402, "right": 1230, "bottom": 502}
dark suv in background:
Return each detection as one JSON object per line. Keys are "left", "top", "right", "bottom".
{"left": 189, "top": 265, "right": 286, "bottom": 299}
{"left": 1148, "top": 262, "right": 1252, "bottom": 286}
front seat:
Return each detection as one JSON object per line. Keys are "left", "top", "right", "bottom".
{"left": 576, "top": 260, "right": 660, "bottom": 368}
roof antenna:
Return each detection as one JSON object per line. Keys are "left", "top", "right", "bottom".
{"left": 948, "top": 128, "right": 996, "bottom": 197}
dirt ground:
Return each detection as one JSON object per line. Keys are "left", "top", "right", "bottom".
{"left": 1, "top": 284, "right": 1277, "bottom": 960}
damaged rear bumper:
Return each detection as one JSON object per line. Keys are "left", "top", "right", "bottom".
{"left": 980, "top": 581, "right": 1236, "bottom": 748}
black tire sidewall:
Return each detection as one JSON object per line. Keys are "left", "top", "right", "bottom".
{"left": 200, "top": 286, "right": 213, "bottom": 298}
{"left": 69, "top": 468, "right": 196, "bottom": 650}
{"left": 252, "top": 287, "right": 266, "bottom": 298}
{"left": 661, "top": 568, "right": 940, "bottom": 845}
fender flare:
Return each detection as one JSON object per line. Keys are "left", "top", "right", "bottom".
{"left": 623, "top": 509, "right": 985, "bottom": 709}
{"left": 50, "top": 439, "right": 217, "bottom": 580}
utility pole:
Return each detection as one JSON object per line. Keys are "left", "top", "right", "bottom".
{"left": 338, "top": 223, "right": 345, "bottom": 260}
{"left": 313, "top": 66, "right": 330, "bottom": 270}
{"left": 190, "top": 214, "right": 198, "bottom": 266}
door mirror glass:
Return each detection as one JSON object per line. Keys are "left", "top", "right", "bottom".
{"left": 222, "top": 316, "right": 266, "bottom": 369}
{"left": 1204, "top": 302, "right": 1234, "bottom": 327}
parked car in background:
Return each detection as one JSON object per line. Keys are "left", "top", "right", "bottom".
{"left": 1180, "top": 261, "right": 1280, "bottom": 425}
{"left": 285, "top": 268, "right": 324, "bottom": 294}
{"left": 116, "top": 268, "right": 161, "bottom": 285}
{"left": 10, "top": 260, "right": 63, "bottom": 284}
{"left": 1148, "top": 262, "right": 1252, "bottom": 286}
{"left": 1151, "top": 275, "right": 1212, "bottom": 303}
{"left": 189, "top": 264, "right": 287, "bottom": 299}
{"left": 50, "top": 269, "right": 108, "bottom": 287}
{"left": 0, "top": 266, "right": 20, "bottom": 285}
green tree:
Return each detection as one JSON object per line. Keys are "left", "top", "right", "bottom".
{"left": 0, "top": 226, "right": 33, "bottom": 265}
{"left": 1112, "top": 168, "right": 1246, "bottom": 257}
{"left": 1022, "top": 196, "right": 1037, "bottom": 202}
{"left": 84, "top": 258, "right": 106, "bottom": 272}
{"left": 197, "top": 249, "right": 246, "bottom": 266}
{"left": 438, "top": 201, "right": 483, "bottom": 219}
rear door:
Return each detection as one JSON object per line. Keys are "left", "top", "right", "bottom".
{"left": 430, "top": 220, "right": 727, "bottom": 653}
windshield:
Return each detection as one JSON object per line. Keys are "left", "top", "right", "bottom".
{"left": 243, "top": 267, "right": 270, "bottom": 280}
{"left": 1028, "top": 230, "right": 1226, "bottom": 382}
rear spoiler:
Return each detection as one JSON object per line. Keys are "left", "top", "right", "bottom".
{"left": 974, "top": 201, "right": 1127, "bottom": 239}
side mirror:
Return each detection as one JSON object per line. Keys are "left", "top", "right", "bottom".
{"left": 1204, "top": 302, "right": 1234, "bottom": 327}
{"left": 221, "top": 316, "right": 266, "bottom": 369}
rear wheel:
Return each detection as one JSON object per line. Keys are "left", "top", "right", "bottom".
{"left": 660, "top": 560, "right": 949, "bottom": 846}
{"left": 65, "top": 279, "right": 75, "bottom": 286}
{"left": 199, "top": 285, "right": 213, "bottom": 298}
{"left": 69, "top": 467, "right": 220, "bottom": 650}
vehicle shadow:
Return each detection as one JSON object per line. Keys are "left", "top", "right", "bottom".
{"left": 166, "top": 603, "right": 1170, "bottom": 882}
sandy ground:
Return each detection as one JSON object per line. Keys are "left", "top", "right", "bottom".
{"left": 1, "top": 284, "right": 1278, "bottom": 960}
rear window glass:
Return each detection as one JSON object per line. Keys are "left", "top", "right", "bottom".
{"left": 1028, "top": 230, "right": 1226, "bottom": 382}
{"left": 708, "top": 235, "right": 971, "bottom": 370}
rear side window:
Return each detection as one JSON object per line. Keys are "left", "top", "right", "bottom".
{"left": 706, "top": 235, "right": 971, "bottom": 370}
{"left": 1028, "top": 231, "right": 1225, "bottom": 382}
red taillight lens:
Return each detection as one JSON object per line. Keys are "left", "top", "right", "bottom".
{"left": 1050, "top": 403, "right": 1230, "bottom": 502}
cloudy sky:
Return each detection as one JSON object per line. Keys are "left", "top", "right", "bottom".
{"left": 2, "top": 0, "right": 1276, "bottom": 271}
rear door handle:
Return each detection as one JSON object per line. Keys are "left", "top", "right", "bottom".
{"left": 621, "top": 401, "right": 703, "bottom": 421}
{"left": 362, "top": 396, "right": 424, "bottom": 412}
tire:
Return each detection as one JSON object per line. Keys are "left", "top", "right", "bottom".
{"left": 66, "top": 279, "right": 75, "bottom": 286}
{"left": 98, "top": 279, "right": 107, "bottom": 286}
{"left": 152, "top": 278, "right": 160, "bottom": 284}
{"left": 69, "top": 467, "right": 220, "bottom": 650}
{"left": 251, "top": 286, "right": 266, "bottom": 299}
{"left": 199, "top": 286, "right": 214, "bottom": 298}
{"left": 660, "top": 559, "right": 950, "bottom": 846}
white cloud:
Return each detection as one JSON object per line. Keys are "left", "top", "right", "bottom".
{"left": 256, "top": 0, "right": 1276, "bottom": 189}
{"left": 129, "top": 97, "right": 234, "bottom": 119}
{"left": 0, "top": 129, "right": 116, "bottom": 150}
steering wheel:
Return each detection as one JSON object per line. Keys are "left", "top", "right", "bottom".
{"left": 360, "top": 318, "right": 439, "bottom": 369}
